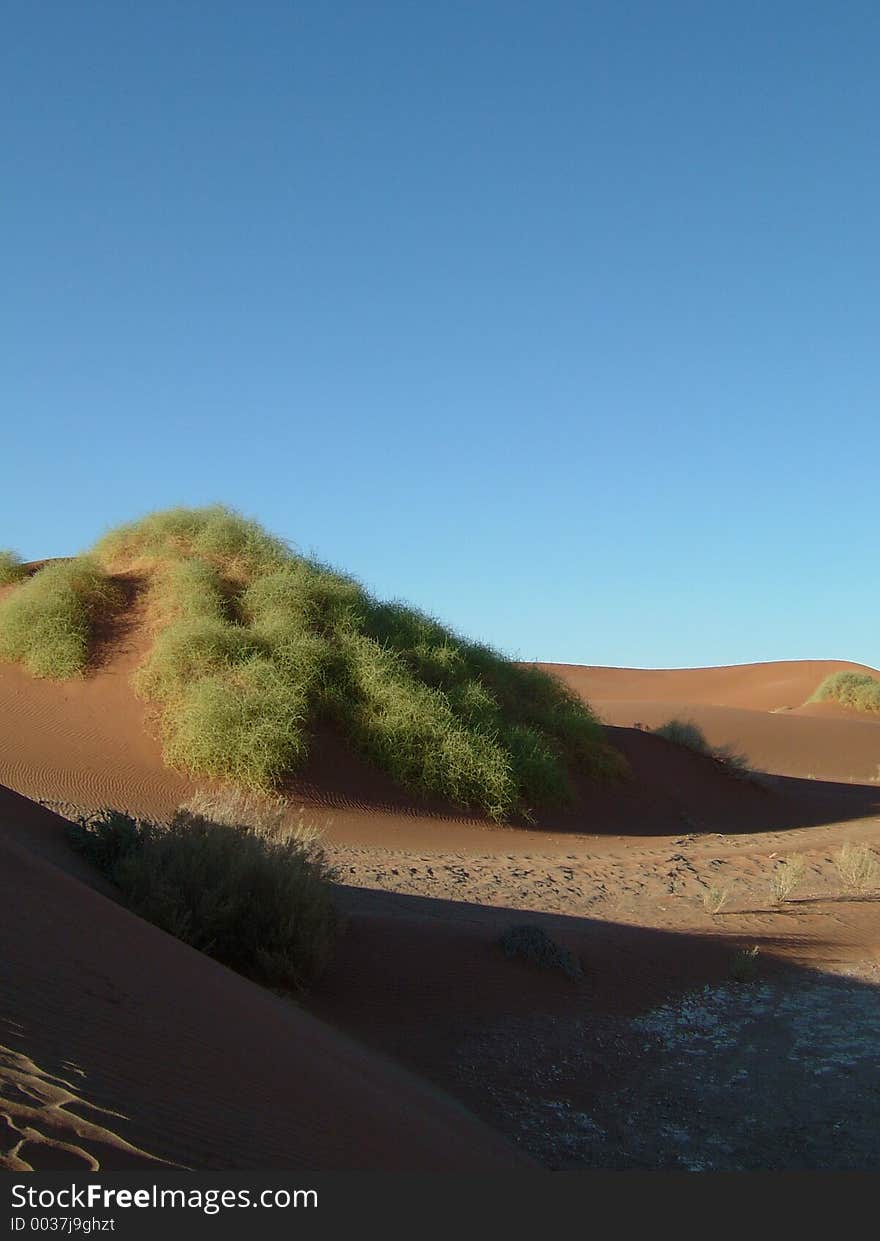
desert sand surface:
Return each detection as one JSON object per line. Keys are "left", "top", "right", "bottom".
{"left": 2, "top": 613, "right": 880, "bottom": 1169}
{"left": 544, "top": 658, "right": 880, "bottom": 786}
{"left": 0, "top": 785, "right": 531, "bottom": 1172}
{"left": 543, "top": 658, "right": 879, "bottom": 712}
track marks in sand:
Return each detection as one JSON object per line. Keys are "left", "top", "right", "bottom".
{"left": 0, "top": 1045, "right": 173, "bottom": 1171}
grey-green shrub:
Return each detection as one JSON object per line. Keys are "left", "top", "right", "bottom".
{"left": 67, "top": 807, "right": 337, "bottom": 990}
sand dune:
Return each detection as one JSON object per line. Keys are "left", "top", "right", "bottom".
{"left": 0, "top": 786, "right": 531, "bottom": 1171}
{"left": 541, "top": 658, "right": 880, "bottom": 712}
{"left": 4, "top": 617, "right": 879, "bottom": 843}
{"left": 540, "top": 659, "right": 880, "bottom": 788}
{"left": 2, "top": 592, "right": 879, "bottom": 1169}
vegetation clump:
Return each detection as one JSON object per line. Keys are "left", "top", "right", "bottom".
{"left": 811, "top": 671, "right": 880, "bottom": 715}
{"left": 769, "top": 855, "right": 807, "bottom": 904}
{"left": 834, "top": 842, "right": 879, "bottom": 894}
{"left": 0, "top": 550, "right": 27, "bottom": 586}
{"left": 97, "top": 506, "right": 627, "bottom": 817}
{"left": 498, "top": 923, "right": 583, "bottom": 980}
{"left": 67, "top": 804, "right": 337, "bottom": 991}
{"left": 0, "top": 557, "right": 120, "bottom": 678}
{"left": 2, "top": 504, "right": 627, "bottom": 819}
{"left": 730, "top": 945, "right": 760, "bottom": 983}
{"left": 653, "top": 718, "right": 750, "bottom": 779}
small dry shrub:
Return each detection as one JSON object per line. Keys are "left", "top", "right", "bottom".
{"left": 702, "top": 884, "right": 730, "bottom": 915}
{"left": 770, "top": 855, "right": 807, "bottom": 904}
{"left": 835, "top": 843, "right": 879, "bottom": 894}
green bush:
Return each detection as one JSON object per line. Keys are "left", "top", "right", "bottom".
{"left": 135, "top": 619, "right": 267, "bottom": 703}
{"left": 68, "top": 807, "right": 337, "bottom": 990}
{"left": 811, "top": 671, "right": 880, "bottom": 714}
{"left": 93, "top": 503, "right": 289, "bottom": 579}
{"left": 0, "top": 550, "right": 27, "bottom": 586}
{"left": 163, "top": 657, "right": 310, "bottom": 792}
{"left": 331, "top": 629, "right": 517, "bottom": 818}
{"left": 0, "top": 557, "right": 120, "bottom": 678}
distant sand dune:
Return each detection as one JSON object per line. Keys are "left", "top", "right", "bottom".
{"left": 542, "top": 659, "right": 880, "bottom": 787}
{"left": 540, "top": 658, "right": 880, "bottom": 712}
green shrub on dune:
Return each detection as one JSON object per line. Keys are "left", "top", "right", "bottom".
{"left": 93, "top": 504, "right": 289, "bottom": 579}
{"left": 162, "top": 657, "right": 311, "bottom": 792}
{"left": 811, "top": 670, "right": 880, "bottom": 714}
{"left": 4, "top": 504, "right": 627, "bottom": 818}
{"left": 0, "top": 557, "right": 120, "bottom": 678}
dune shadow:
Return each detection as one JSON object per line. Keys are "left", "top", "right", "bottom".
{"left": 315, "top": 883, "right": 880, "bottom": 1171}
{"left": 87, "top": 573, "right": 147, "bottom": 673}
{"left": 278, "top": 720, "right": 880, "bottom": 840}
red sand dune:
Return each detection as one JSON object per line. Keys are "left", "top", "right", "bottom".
{"left": 541, "top": 658, "right": 880, "bottom": 712}
{"left": 2, "top": 629, "right": 879, "bottom": 843}
{"left": 542, "top": 659, "right": 880, "bottom": 788}
{"left": 3, "top": 583, "right": 880, "bottom": 1170}
{"left": 0, "top": 785, "right": 531, "bottom": 1171}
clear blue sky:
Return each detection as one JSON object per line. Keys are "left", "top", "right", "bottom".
{"left": 3, "top": 2, "right": 878, "bottom": 668}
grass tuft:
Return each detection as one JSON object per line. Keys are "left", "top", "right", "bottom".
{"left": 834, "top": 842, "right": 879, "bottom": 893}
{"left": 163, "top": 657, "right": 310, "bottom": 792}
{"left": 769, "top": 855, "right": 806, "bottom": 904}
{"left": 0, "top": 558, "right": 120, "bottom": 678}
{"left": 93, "top": 504, "right": 290, "bottom": 580}
{"left": 730, "top": 945, "right": 760, "bottom": 983}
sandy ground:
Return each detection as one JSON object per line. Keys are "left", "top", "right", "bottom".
{"left": 1, "top": 608, "right": 879, "bottom": 1170}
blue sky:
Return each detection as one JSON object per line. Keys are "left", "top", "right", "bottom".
{"left": 3, "top": 2, "right": 878, "bottom": 668}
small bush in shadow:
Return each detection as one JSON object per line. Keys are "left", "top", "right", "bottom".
{"left": 499, "top": 923, "right": 582, "bottom": 980}
{"left": 730, "top": 945, "right": 760, "bottom": 983}
{"left": 653, "top": 718, "right": 753, "bottom": 781}
{"left": 67, "top": 804, "right": 338, "bottom": 991}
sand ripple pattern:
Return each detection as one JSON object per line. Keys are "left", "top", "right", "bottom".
{"left": 0, "top": 661, "right": 191, "bottom": 819}
{"left": 0, "top": 1045, "right": 171, "bottom": 1171}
